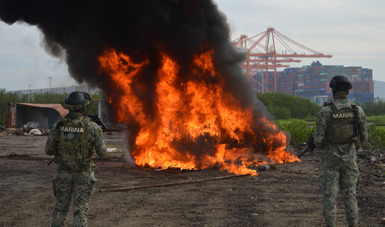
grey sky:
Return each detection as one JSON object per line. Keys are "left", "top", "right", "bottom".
{"left": 218, "top": 0, "right": 385, "bottom": 77}
{"left": 1, "top": 0, "right": 384, "bottom": 91}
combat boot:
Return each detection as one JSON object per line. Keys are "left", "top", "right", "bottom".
{"left": 348, "top": 220, "right": 358, "bottom": 227}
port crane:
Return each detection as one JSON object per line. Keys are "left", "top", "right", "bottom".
{"left": 233, "top": 27, "right": 332, "bottom": 93}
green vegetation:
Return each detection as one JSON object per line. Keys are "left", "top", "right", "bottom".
{"left": 257, "top": 93, "right": 321, "bottom": 119}
{"left": 256, "top": 94, "right": 318, "bottom": 146}
{"left": 362, "top": 100, "right": 385, "bottom": 116}
{"left": 368, "top": 124, "right": 385, "bottom": 150}
{"left": 366, "top": 115, "right": 385, "bottom": 126}
{"left": 275, "top": 119, "right": 315, "bottom": 146}
{"left": 359, "top": 100, "right": 385, "bottom": 148}
{"left": 255, "top": 93, "right": 385, "bottom": 148}
{"left": 0, "top": 89, "right": 102, "bottom": 126}
{"left": 263, "top": 95, "right": 385, "bottom": 148}
{"left": 1, "top": 87, "right": 384, "bottom": 149}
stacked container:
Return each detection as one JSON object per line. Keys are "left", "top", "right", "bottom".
{"left": 252, "top": 62, "right": 374, "bottom": 105}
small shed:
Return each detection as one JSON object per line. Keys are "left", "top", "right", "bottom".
{"left": 6, "top": 103, "right": 68, "bottom": 129}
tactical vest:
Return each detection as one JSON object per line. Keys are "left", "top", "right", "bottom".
{"left": 55, "top": 117, "right": 95, "bottom": 172}
{"left": 325, "top": 103, "right": 359, "bottom": 143}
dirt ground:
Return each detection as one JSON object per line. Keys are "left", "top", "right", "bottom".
{"left": 1, "top": 132, "right": 385, "bottom": 227}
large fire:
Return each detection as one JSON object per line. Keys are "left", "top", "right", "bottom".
{"left": 98, "top": 48, "right": 299, "bottom": 176}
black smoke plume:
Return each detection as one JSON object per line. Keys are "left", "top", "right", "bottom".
{"left": 0, "top": 0, "right": 287, "bottom": 161}
{"left": 0, "top": 0, "right": 263, "bottom": 107}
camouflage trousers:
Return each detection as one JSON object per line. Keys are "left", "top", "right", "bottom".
{"left": 319, "top": 152, "right": 359, "bottom": 227}
{"left": 50, "top": 167, "right": 96, "bottom": 227}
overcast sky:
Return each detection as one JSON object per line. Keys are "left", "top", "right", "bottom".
{"left": 0, "top": 0, "right": 384, "bottom": 91}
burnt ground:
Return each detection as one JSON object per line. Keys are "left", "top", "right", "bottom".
{"left": 1, "top": 132, "right": 385, "bottom": 227}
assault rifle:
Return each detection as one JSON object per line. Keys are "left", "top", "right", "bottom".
{"left": 298, "top": 134, "right": 316, "bottom": 158}
{"left": 88, "top": 114, "right": 107, "bottom": 129}
{"left": 47, "top": 159, "right": 54, "bottom": 166}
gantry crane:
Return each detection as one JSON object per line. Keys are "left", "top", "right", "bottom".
{"left": 233, "top": 27, "right": 332, "bottom": 93}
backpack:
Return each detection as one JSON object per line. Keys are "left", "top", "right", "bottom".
{"left": 55, "top": 117, "right": 95, "bottom": 171}
{"left": 325, "top": 103, "right": 359, "bottom": 143}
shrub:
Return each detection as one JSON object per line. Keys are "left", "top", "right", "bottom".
{"left": 276, "top": 119, "right": 314, "bottom": 146}
{"left": 368, "top": 124, "right": 385, "bottom": 150}
{"left": 269, "top": 106, "right": 291, "bottom": 119}
{"left": 257, "top": 93, "right": 321, "bottom": 120}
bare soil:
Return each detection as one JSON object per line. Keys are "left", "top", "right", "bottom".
{"left": 1, "top": 132, "right": 385, "bottom": 227}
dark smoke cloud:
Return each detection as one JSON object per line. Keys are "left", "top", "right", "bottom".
{"left": 0, "top": 0, "right": 266, "bottom": 111}
{"left": 0, "top": 0, "right": 282, "bottom": 157}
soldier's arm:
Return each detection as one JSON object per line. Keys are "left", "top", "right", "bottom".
{"left": 314, "top": 108, "right": 329, "bottom": 148}
{"left": 358, "top": 107, "right": 368, "bottom": 143}
{"left": 93, "top": 124, "right": 107, "bottom": 157}
{"left": 45, "top": 123, "right": 58, "bottom": 156}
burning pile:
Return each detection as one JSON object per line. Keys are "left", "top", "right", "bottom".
{"left": 0, "top": 0, "right": 299, "bottom": 175}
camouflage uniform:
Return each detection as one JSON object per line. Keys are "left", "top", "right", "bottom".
{"left": 45, "top": 111, "right": 107, "bottom": 227}
{"left": 314, "top": 98, "right": 368, "bottom": 227}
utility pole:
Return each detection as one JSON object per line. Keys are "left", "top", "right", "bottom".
{"left": 29, "top": 84, "right": 32, "bottom": 102}
{"left": 48, "top": 77, "right": 53, "bottom": 93}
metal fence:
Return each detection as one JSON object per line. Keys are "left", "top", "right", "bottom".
{"left": 9, "top": 85, "right": 101, "bottom": 95}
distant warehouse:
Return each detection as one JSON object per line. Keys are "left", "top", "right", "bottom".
{"left": 6, "top": 103, "right": 68, "bottom": 129}
{"left": 252, "top": 61, "right": 374, "bottom": 105}
{"left": 6, "top": 85, "right": 106, "bottom": 129}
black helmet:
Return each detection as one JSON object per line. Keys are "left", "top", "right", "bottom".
{"left": 62, "top": 91, "right": 92, "bottom": 111}
{"left": 65, "top": 91, "right": 91, "bottom": 105}
{"left": 329, "top": 74, "right": 352, "bottom": 90}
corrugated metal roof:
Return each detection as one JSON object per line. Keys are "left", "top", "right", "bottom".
{"left": 17, "top": 103, "right": 69, "bottom": 117}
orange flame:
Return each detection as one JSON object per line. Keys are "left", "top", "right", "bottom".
{"left": 98, "top": 48, "right": 299, "bottom": 176}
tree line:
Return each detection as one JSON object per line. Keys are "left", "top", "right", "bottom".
{"left": 257, "top": 93, "right": 385, "bottom": 119}
{"left": 1, "top": 89, "right": 385, "bottom": 126}
{"left": 361, "top": 99, "right": 385, "bottom": 116}
{"left": 257, "top": 93, "right": 321, "bottom": 119}
{"left": 2, "top": 89, "right": 385, "bottom": 149}
{"left": 257, "top": 93, "right": 385, "bottom": 149}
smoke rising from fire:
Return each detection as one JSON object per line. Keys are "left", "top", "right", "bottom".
{"left": 0, "top": 0, "right": 297, "bottom": 173}
{"left": 0, "top": 0, "right": 262, "bottom": 109}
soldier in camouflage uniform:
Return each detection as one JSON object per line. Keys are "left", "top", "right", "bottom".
{"left": 314, "top": 74, "right": 368, "bottom": 227}
{"left": 45, "top": 91, "right": 107, "bottom": 227}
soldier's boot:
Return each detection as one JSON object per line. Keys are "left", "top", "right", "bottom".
{"left": 324, "top": 212, "right": 337, "bottom": 227}
{"left": 347, "top": 219, "right": 358, "bottom": 227}
{"left": 325, "top": 220, "right": 336, "bottom": 227}
{"left": 51, "top": 212, "right": 67, "bottom": 227}
{"left": 51, "top": 207, "right": 70, "bottom": 227}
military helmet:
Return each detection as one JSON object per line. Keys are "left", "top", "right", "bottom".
{"left": 62, "top": 91, "right": 92, "bottom": 111}
{"left": 329, "top": 74, "right": 352, "bottom": 90}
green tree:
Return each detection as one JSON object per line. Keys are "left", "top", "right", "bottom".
{"left": 0, "top": 90, "right": 29, "bottom": 126}
{"left": 268, "top": 106, "right": 291, "bottom": 119}
{"left": 257, "top": 93, "right": 321, "bottom": 119}
{"left": 33, "top": 93, "right": 68, "bottom": 104}
{"left": 275, "top": 119, "right": 314, "bottom": 146}
{"left": 0, "top": 89, "right": 8, "bottom": 126}
{"left": 368, "top": 124, "right": 385, "bottom": 149}
{"left": 362, "top": 100, "right": 385, "bottom": 116}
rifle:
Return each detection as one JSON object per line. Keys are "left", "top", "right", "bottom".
{"left": 88, "top": 114, "right": 107, "bottom": 129}
{"left": 298, "top": 134, "right": 316, "bottom": 158}
{"left": 47, "top": 158, "right": 54, "bottom": 166}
